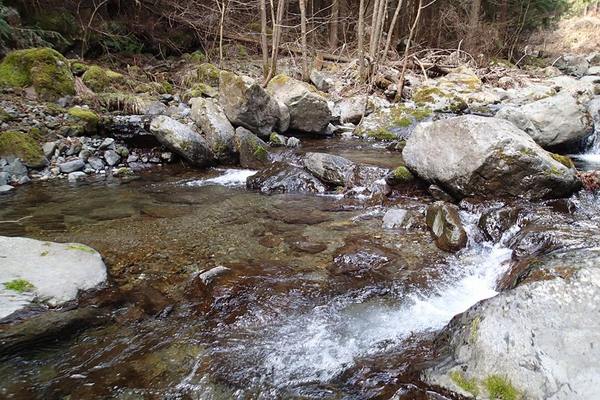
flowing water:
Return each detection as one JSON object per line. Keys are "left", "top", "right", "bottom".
{"left": 0, "top": 137, "right": 557, "bottom": 400}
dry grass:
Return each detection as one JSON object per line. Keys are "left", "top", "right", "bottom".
{"left": 530, "top": 15, "right": 600, "bottom": 55}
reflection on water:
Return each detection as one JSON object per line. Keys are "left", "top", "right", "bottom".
{"left": 0, "top": 157, "right": 507, "bottom": 399}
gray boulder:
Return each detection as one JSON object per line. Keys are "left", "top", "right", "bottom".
{"left": 423, "top": 265, "right": 600, "bottom": 400}
{"left": 303, "top": 152, "right": 355, "bottom": 186}
{"left": 150, "top": 115, "right": 214, "bottom": 167}
{"left": 496, "top": 92, "right": 592, "bottom": 150}
{"left": 332, "top": 96, "right": 373, "bottom": 124}
{"left": 247, "top": 162, "right": 326, "bottom": 194}
{"left": 402, "top": 115, "right": 581, "bottom": 200}
{"left": 218, "top": 71, "right": 282, "bottom": 137}
{"left": 309, "top": 69, "right": 333, "bottom": 92}
{"left": 425, "top": 201, "right": 467, "bottom": 252}
{"left": 267, "top": 74, "right": 332, "bottom": 134}
{"left": 0, "top": 236, "right": 107, "bottom": 319}
{"left": 555, "top": 54, "right": 590, "bottom": 77}
{"left": 234, "top": 127, "right": 271, "bottom": 170}
{"left": 103, "top": 150, "right": 121, "bottom": 166}
{"left": 190, "top": 97, "right": 236, "bottom": 163}
{"left": 58, "top": 159, "right": 85, "bottom": 173}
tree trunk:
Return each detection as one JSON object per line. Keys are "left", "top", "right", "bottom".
{"left": 300, "top": 0, "right": 309, "bottom": 80}
{"left": 466, "top": 0, "right": 481, "bottom": 53}
{"left": 358, "top": 0, "right": 366, "bottom": 81}
{"left": 369, "top": 0, "right": 381, "bottom": 57}
{"left": 396, "top": 0, "right": 423, "bottom": 101}
{"left": 383, "top": 0, "right": 404, "bottom": 63}
{"left": 259, "top": 0, "right": 269, "bottom": 78}
{"left": 329, "top": 0, "right": 339, "bottom": 49}
{"left": 264, "top": 0, "right": 286, "bottom": 85}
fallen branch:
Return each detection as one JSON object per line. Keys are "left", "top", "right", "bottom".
{"left": 0, "top": 216, "right": 33, "bottom": 224}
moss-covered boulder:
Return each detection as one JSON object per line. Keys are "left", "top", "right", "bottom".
{"left": 67, "top": 106, "right": 99, "bottom": 134}
{"left": 0, "top": 131, "right": 47, "bottom": 168}
{"left": 0, "top": 48, "right": 75, "bottom": 101}
{"left": 234, "top": 127, "right": 271, "bottom": 169}
{"left": 82, "top": 65, "right": 125, "bottom": 93}
{"left": 197, "top": 63, "right": 220, "bottom": 87}
{"left": 412, "top": 86, "right": 467, "bottom": 113}
{"left": 356, "top": 104, "right": 432, "bottom": 141}
{"left": 385, "top": 166, "right": 415, "bottom": 186}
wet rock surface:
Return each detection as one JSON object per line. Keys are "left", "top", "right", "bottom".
{"left": 426, "top": 201, "right": 468, "bottom": 252}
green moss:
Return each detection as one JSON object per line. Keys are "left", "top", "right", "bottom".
{"left": 393, "top": 166, "right": 414, "bottom": 182}
{"left": 4, "top": 279, "right": 34, "bottom": 293}
{"left": 70, "top": 62, "right": 88, "bottom": 76}
{"left": 413, "top": 87, "right": 448, "bottom": 104}
{"left": 450, "top": 371, "right": 479, "bottom": 396}
{"left": 82, "top": 65, "right": 124, "bottom": 92}
{"left": 484, "top": 375, "right": 519, "bottom": 400}
{"left": 45, "top": 103, "right": 66, "bottom": 116}
{"left": 0, "top": 130, "right": 45, "bottom": 167}
{"left": 67, "top": 244, "right": 96, "bottom": 254}
{"left": 550, "top": 153, "right": 574, "bottom": 169}
{"left": 269, "top": 74, "right": 291, "bottom": 86}
{"left": 197, "top": 63, "right": 220, "bottom": 86}
{"left": 0, "top": 107, "right": 14, "bottom": 123}
{"left": 68, "top": 106, "right": 99, "bottom": 134}
{"left": 367, "top": 127, "right": 397, "bottom": 141}
{"left": 269, "top": 132, "right": 285, "bottom": 145}
{"left": 253, "top": 144, "right": 269, "bottom": 161}
{"left": 189, "top": 50, "right": 206, "bottom": 63}
{"left": 0, "top": 48, "right": 75, "bottom": 100}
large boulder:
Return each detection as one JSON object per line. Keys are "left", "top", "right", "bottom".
{"left": 0, "top": 236, "right": 107, "bottom": 319}
{"left": 425, "top": 201, "right": 468, "bottom": 252}
{"left": 234, "top": 127, "right": 271, "bottom": 169}
{"left": 0, "top": 48, "right": 75, "bottom": 101}
{"left": 267, "top": 74, "right": 332, "bottom": 134}
{"left": 247, "top": 161, "right": 326, "bottom": 194}
{"left": 303, "top": 152, "right": 355, "bottom": 187}
{"left": 218, "top": 71, "right": 282, "bottom": 137}
{"left": 496, "top": 92, "right": 593, "bottom": 151}
{"left": 554, "top": 54, "right": 590, "bottom": 77}
{"left": 423, "top": 265, "right": 600, "bottom": 400}
{"left": 149, "top": 115, "right": 214, "bottom": 167}
{"left": 402, "top": 115, "right": 581, "bottom": 200}
{"left": 190, "top": 97, "right": 236, "bottom": 163}
{"left": 0, "top": 131, "right": 47, "bottom": 168}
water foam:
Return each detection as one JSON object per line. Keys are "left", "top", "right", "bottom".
{"left": 186, "top": 169, "right": 257, "bottom": 187}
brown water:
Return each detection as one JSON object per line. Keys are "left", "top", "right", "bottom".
{"left": 0, "top": 139, "right": 524, "bottom": 399}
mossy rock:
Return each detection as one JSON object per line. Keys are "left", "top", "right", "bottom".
{"left": 0, "top": 48, "right": 75, "bottom": 101}
{"left": 197, "top": 63, "right": 220, "bottom": 87}
{"left": 550, "top": 153, "right": 575, "bottom": 169}
{"left": 412, "top": 86, "right": 467, "bottom": 113}
{"left": 0, "top": 107, "right": 14, "bottom": 123}
{"left": 67, "top": 106, "right": 99, "bottom": 134}
{"left": 0, "top": 130, "right": 46, "bottom": 168}
{"left": 82, "top": 65, "right": 125, "bottom": 93}
{"left": 367, "top": 127, "right": 397, "bottom": 141}
{"left": 386, "top": 165, "right": 415, "bottom": 186}
{"left": 182, "top": 83, "right": 218, "bottom": 102}
{"left": 133, "top": 81, "right": 172, "bottom": 95}
{"left": 70, "top": 62, "right": 88, "bottom": 76}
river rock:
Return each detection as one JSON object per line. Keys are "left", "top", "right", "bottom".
{"left": 495, "top": 92, "right": 592, "bottom": 150}
{"left": 402, "top": 115, "right": 581, "bottom": 200}
{"left": 332, "top": 96, "right": 373, "bottom": 124}
{"left": 103, "top": 149, "right": 121, "bottom": 166}
{"left": 267, "top": 74, "right": 332, "bottom": 134}
{"left": 234, "top": 127, "right": 271, "bottom": 169}
{"left": 303, "top": 152, "right": 355, "bottom": 187}
{"left": 247, "top": 161, "right": 326, "bottom": 194}
{"left": 58, "top": 159, "right": 85, "bottom": 173}
{"left": 67, "top": 171, "right": 87, "bottom": 182}
{"left": 425, "top": 201, "right": 467, "bottom": 252}
{"left": 309, "top": 69, "right": 333, "bottom": 92}
{"left": 0, "top": 184, "right": 14, "bottom": 194}
{"left": 554, "top": 54, "right": 590, "bottom": 77}
{"left": 218, "top": 71, "right": 282, "bottom": 137}
{"left": 42, "top": 141, "right": 57, "bottom": 158}
{"left": 150, "top": 115, "right": 214, "bottom": 167}
{"left": 87, "top": 156, "right": 105, "bottom": 170}
{"left": 423, "top": 265, "right": 600, "bottom": 400}
{"left": 382, "top": 208, "right": 416, "bottom": 229}
{"left": 0, "top": 236, "right": 107, "bottom": 319}
{"left": 190, "top": 97, "right": 236, "bottom": 163}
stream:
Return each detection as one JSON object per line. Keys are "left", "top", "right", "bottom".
{"left": 0, "top": 136, "right": 597, "bottom": 399}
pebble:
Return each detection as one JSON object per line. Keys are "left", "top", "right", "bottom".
{"left": 68, "top": 171, "right": 87, "bottom": 182}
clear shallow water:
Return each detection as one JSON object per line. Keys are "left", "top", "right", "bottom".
{"left": 0, "top": 162, "right": 514, "bottom": 399}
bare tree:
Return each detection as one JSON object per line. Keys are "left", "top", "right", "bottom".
{"left": 264, "top": 0, "right": 286, "bottom": 85}
{"left": 329, "top": 0, "right": 339, "bottom": 49}
{"left": 383, "top": 0, "right": 404, "bottom": 63}
{"left": 259, "top": 0, "right": 269, "bottom": 78}
{"left": 300, "top": 0, "right": 309, "bottom": 80}
{"left": 358, "top": 0, "right": 366, "bottom": 81}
